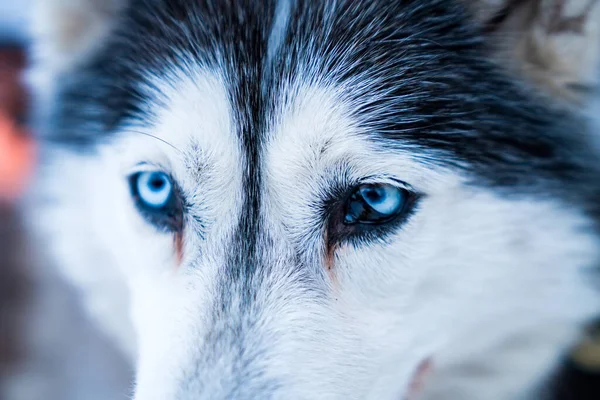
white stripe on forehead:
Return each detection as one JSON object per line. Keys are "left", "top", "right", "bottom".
{"left": 135, "top": 70, "right": 235, "bottom": 150}
{"left": 118, "top": 69, "right": 243, "bottom": 223}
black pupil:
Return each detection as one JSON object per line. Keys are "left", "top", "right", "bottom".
{"left": 362, "top": 187, "right": 383, "bottom": 204}
{"left": 150, "top": 176, "right": 165, "bottom": 191}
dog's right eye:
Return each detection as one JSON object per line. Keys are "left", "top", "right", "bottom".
{"left": 129, "top": 171, "right": 183, "bottom": 232}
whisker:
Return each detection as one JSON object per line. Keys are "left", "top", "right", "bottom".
{"left": 126, "top": 130, "right": 183, "bottom": 154}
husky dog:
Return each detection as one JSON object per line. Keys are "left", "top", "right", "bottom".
{"left": 27, "top": 0, "right": 600, "bottom": 399}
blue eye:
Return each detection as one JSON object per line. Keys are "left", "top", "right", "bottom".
{"left": 136, "top": 171, "right": 173, "bottom": 208}
{"left": 129, "top": 171, "right": 183, "bottom": 232}
{"left": 344, "top": 184, "right": 408, "bottom": 225}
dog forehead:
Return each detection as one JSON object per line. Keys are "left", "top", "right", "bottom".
{"left": 49, "top": 0, "right": 599, "bottom": 213}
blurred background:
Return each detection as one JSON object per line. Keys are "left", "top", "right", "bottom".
{"left": 0, "top": 2, "right": 598, "bottom": 399}
{"left": 1, "top": 2, "right": 131, "bottom": 399}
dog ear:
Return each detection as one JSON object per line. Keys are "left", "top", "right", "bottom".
{"left": 31, "top": 0, "right": 126, "bottom": 76}
{"left": 465, "top": 0, "right": 600, "bottom": 104}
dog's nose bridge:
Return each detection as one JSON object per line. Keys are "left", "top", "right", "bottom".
{"left": 176, "top": 276, "right": 290, "bottom": 398}
{"left": 174, "top": 229, "right": 306, "bottom": 398}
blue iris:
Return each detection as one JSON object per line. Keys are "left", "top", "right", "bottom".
{"left": 359, "top": 185, "right": 403, "bottom": 215}
{"left": 135, "top": 171, "right": 173, "bottom": 209}
{"left": 345, "top": 184, "right": 406, "bottom": 224}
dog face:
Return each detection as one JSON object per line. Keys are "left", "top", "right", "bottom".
{"left": 30, "top": 1, "right": 600, "bottom": 399}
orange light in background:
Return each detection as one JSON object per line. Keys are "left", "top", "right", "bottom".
{"left": 0, "top": 113, "right": 35, "bottom": 201}
{"left": 0, "top": 47, "right": 35, "bottom": 202}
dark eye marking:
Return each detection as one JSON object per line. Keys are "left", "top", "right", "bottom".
{"left": 129, "top": 171, "right": 184, "bottom": 232}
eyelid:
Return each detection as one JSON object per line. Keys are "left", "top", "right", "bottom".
{"left": 128, "top": 162, "right": 170, "bottom": 175}
{"left": 320, "top": 176, "right": 415, "bottom": 211}
{"left": 358, "top": 176, "right": 415, "bottom": 192}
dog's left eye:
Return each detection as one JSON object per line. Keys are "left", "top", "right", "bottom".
{"left": 129, "top": 171, "right": 183, "bottom": 232}
{"left": 344, "top": 184, "right": 409, "bottom": 225}
{"left": 326, "top": 182, "right": 417, "bottom": 247}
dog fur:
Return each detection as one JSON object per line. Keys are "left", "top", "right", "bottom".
{"left": 27, "top": 0, "right": 600, "bottom": 399}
